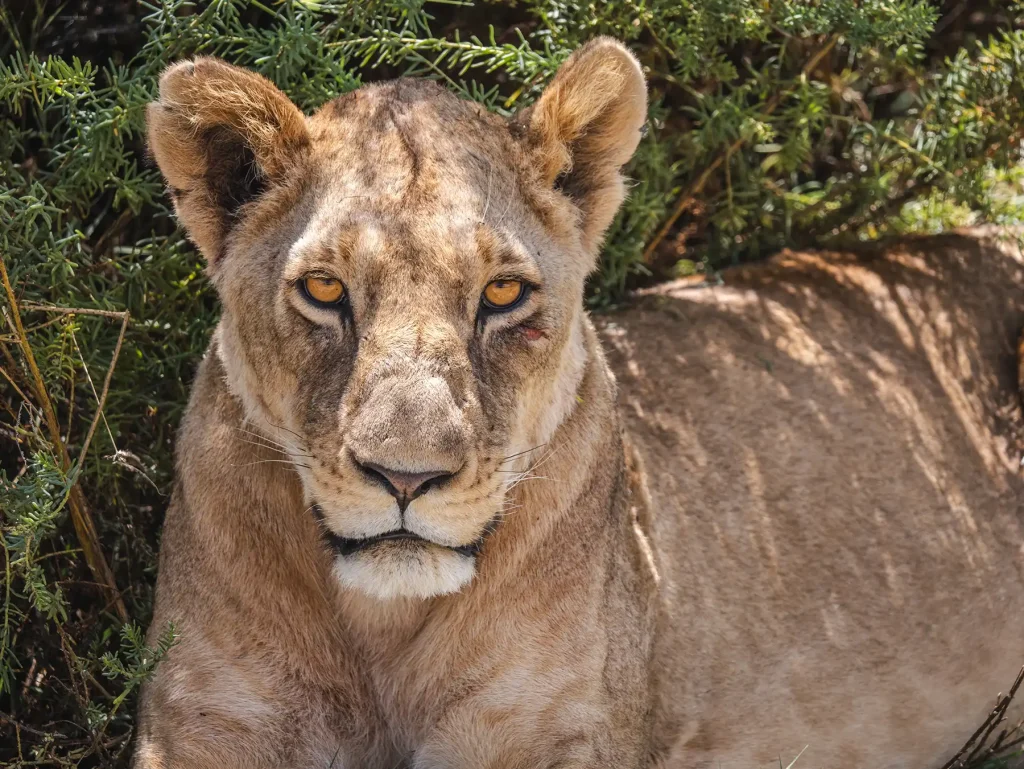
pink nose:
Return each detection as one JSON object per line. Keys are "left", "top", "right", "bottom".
{"left": 356, "top": 461, "right": 454, "bottom": 511}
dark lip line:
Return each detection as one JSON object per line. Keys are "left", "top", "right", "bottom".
{"left": 311, "top": 505, "right": 494, "bottom": 558}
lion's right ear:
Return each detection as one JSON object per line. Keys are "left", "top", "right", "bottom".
{"left": 147, "top": 58, "right": 309, "bottom": 264}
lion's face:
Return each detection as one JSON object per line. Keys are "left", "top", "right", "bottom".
{"left": 215, "top": 83, "right": 593, "bottom": 599}
{"left": 148, "top": 41, "right": 646, "bottom": 599}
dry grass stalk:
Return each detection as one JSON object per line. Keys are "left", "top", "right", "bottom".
{"left": 0, "top": 255, "right": 128, "bottom": 621}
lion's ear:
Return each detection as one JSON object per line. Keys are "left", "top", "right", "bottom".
{"left": 521, "top": 38, "right": 647, "bottom": 254}
{"left": 147, "top": 58, "right": 309, "bottom": 264}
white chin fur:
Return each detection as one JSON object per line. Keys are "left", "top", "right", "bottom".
{"left": 331, "top": 545, "right": 477, "bottom": 600}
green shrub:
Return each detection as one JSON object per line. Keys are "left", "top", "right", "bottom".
{"left": 2, "top": 1, "right": 1023, "bottom": 764}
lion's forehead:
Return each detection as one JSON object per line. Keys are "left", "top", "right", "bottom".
{"left": 287, "top": 208, "right": 523, "bottom": 280}
{"left": 306, "top": 80, "right": 517, "bottom": 211}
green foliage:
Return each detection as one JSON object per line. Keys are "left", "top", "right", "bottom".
{"left": 1, "top": 0, "right": 1023, "bottom": 764}
{"left": 93, "top": 622, "right": 177, "bottom": 729}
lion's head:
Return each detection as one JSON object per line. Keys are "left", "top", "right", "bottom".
{"left": 147, "top": 39, "right": 646, "bottom": 600}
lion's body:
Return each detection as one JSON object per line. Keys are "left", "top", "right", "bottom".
{"left": 606, "top": 233, "right": 1024, "bottom": 768}
{"left": 136, "top": 41, "right": 1024, "bottom": 769}
{"left": 137, "top": 320, "right": 655, "bottom": 769}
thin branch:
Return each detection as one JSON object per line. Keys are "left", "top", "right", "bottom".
{"left": 88, "top": 208, "right": 132, "bottom": 257}
{"left": 75, "top": 312, "right": 130, "bottom": 472}
{"left": 20, "top": 303, "right": 129, "bottom": 320}
{"left": 0, "top": 712, "right": 68, "bottom": 740}
{"left": 0, "top": 361, "right": 32, "bottom": 407}
{"left": 642, "top": 33, "right": 840, "bottom": 263}
{"left": 0, "top": 312, "right": 69, "bottom": 342}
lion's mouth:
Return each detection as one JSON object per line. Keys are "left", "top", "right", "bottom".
{"left": 311, "top": 505, "right": 489, "bottom": 558}
{"left": 335, "top": 529, "right": 484, "bottom": 558}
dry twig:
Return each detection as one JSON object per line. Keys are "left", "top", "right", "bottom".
{"left": 939, "top": 666, "right": 1024, "bottom": 769}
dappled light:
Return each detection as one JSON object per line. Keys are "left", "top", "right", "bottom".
{"left": 603, "top": 231, "right": 1024, "bottom": 768}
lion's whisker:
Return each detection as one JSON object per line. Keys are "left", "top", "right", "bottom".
{"left": 480, "top": 160, "right": 493, "bottom": 222}
{"left": 506, "top": 472, "right": 555, "bottom": 492}
{"left": 523, "top": 441, "right": 566, "bottom": 476}
{"left": 232, "top": 459, "right": 313, "bottom": 471}
{"left": 234, "top": 436, "right": 313, "bottom": 458}
{"left": 232, "top": 426, "right": 310, "bottom": 456}
{"left": 233, "top": 427, "right": 291, "bottom": 449}
{"left": 262, "top": 418, "right": 308, "bottom": 444}
{"left": 498, "top": 443, "right": 548, "bottom": 464}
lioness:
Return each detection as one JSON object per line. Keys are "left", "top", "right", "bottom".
{"left": 136, "top": 38, "right": 1024, "bottom": 769}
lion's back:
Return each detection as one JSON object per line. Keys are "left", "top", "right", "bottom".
{"left": 602, "top": 231, "right": 1024, "bottom": 769}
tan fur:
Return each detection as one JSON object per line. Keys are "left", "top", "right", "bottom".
{"left": 605, "top": 233, "right": 1024, "bottom": 769}
{"left": 520, "top": 39, "right": 646, "bottom": 254}
{"left": 137, "top": 38, "right": 1024, "bottom": 769}
{"left": 146, "top": 57, "right": 310, "bottom": 260}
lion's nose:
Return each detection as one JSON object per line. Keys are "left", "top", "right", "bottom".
{"left": 356, "top": 460, "right": 455, "bottom": 511}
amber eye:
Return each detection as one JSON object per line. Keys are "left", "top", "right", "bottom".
{"left": 303, "top": 276, "right": 345, "bottom": 305}
{"left": 482, "top": 279, "right": 525, "bottom": 310}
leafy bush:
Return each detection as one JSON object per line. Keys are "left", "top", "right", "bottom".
{"left": 1, "top": 1, "right": 1023, "bottom": 764}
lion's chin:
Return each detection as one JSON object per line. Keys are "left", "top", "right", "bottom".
{"left": 330, "top": 540, "right": 477, "bottom": 600}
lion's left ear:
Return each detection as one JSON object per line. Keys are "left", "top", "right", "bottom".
{"left": 520, "top": 38, "right": 647, "bottom": 254}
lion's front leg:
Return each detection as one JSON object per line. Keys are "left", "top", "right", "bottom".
{"left": 132, "top": 629, "right": 378, "bottom": 769}
{"left": 412, "top": 686, "right": 649, "bottom": 769}
{"left": 414, "top": 725, "right": 641, "bottom": 769}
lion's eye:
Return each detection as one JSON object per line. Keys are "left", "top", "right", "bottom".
{"left": 303, "top": 276, "right": 345, "bottom": 305}
{"left": 482, "top": 280, "right": 525, "bottom": 310}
